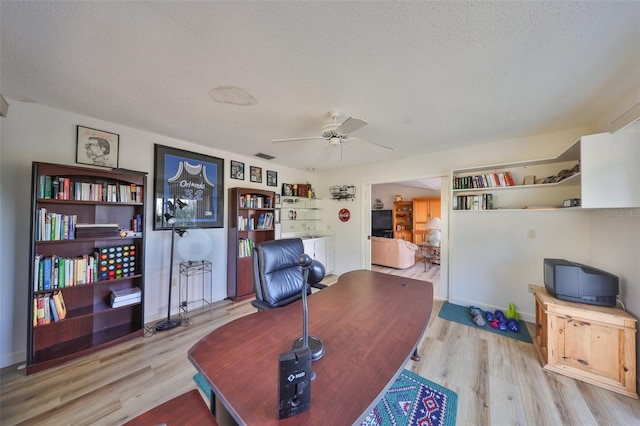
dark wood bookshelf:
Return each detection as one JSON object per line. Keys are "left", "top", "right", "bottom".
{"left": 226, "top": 187, "right": 275, "bottom": 301}
{"left": 27, "top": 162, "right": 147, "bottom": 375}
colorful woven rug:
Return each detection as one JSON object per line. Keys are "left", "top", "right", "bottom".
{"left": 361, "top": 369, "right": 457, "bottom": 426}
{"left": 438, "top": 301, "right": 532, "bottom": 343}
{"left": 194, "top": 369, "right": 457, "bottom": 426}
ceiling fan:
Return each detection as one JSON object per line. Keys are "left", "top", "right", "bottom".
{"left": 271, "top": 112, "right": 393, "bottom": 161}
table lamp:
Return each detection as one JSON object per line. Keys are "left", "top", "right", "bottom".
{"left": 424, "top": 217, "right": 441, "bottom": 246}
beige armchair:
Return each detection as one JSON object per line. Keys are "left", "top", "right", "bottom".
{"left": 371, "top": 237, "right": 418, "bottom": 269}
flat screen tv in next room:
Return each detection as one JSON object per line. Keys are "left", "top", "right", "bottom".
{"left": 543, "top": 258, "right": 619, "bottom": 307}
{"left": 371, "top": 209, "right": 392, "bottom": 236}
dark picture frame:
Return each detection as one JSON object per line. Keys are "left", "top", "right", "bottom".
{"left": 153, "top": 144, "right": 224, "bottom": 230}
{"left": 250, "top": 166, "right": 262, "bottom": 183}
{"left": 274, "top": 194, "right": 281, "bottom": 205}
{"left": 76, "top": 125, "right": 119, "bottom": 168}
{"left": 230, "top": 160, "right": 245, "bottom": 180}
{"left": 266, "top": 170, "right": 277, "bottom": 187}
{"left": 282, "top": 183, "right": 293, "bottom": 196}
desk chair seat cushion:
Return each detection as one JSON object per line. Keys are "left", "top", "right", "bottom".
{"left": 253, "top": 238, "right": 306, "bottom": 308}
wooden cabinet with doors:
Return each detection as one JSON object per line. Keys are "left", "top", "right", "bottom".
{"left": 413, "top": 197, "right": 441, "bottom": 244}
{"left": 393, "top": 201, "right": 413, "bottom": 240}
{"left": 532, "top": 286, "right": 637, "bottom": 398}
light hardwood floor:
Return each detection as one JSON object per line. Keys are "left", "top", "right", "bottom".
{"left": 2, "top": 265, "right": 639, "bottom": 425}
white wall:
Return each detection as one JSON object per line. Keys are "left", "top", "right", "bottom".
{"left": 0, "top": 101, "right": 313, "bottom": 368}
{"left": 449, "top": 210, "right": 592, "bottom": 320}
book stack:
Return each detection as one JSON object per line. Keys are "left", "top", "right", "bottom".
{"left": 33, "top": 291, "right": 67, "bottom": 326}
{"left": 453, "top": 171, "right": 515, "bottom": 189}
{"left": 75, "top": 223, "right": 120, "bottom": 238}
{"left": 110, "top": 287, "right": 141, "bottom": 308}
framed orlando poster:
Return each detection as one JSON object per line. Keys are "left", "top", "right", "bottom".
{"left": 153, "top": 144, "right": 224, "bottom": 230}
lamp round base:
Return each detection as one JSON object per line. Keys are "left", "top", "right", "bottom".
{"left": 155, "top": 317, "right": 182, "bottom": 331}
{"left": 292, "top": 336, "right": 325, "bottom": 361}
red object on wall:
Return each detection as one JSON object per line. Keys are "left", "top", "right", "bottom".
{"left": 338, "top": 208, "right": 351, "bottom": 222}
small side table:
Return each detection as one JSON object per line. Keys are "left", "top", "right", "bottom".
{"left": 417, "top": 243, "right": 440, "bottom": 272}
{"left": 179, "top": 260, "right": 213, "bottom": 324}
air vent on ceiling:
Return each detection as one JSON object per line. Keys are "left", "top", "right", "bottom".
{"left": 255, "top": 153, "right": 275, "bottom": 160}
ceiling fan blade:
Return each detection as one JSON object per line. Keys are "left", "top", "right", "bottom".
{"left": 349, "top": 137, "right": 394, "bottom": 151}
{"left": 335, "top": 117, "right": 367, "bottom": 135}
{"left": 271, "top": 136, "right": 324, "bottom": 143}
{"left": 321, "top": 145, "right": 336, "bottom": 162}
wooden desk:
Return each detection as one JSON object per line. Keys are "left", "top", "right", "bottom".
{"left": 189, "top": 270, "right": 434, "bottom": 425}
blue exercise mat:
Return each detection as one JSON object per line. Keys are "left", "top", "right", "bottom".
{"left": 438, "top": 302, "right": 532, "bottom": 343}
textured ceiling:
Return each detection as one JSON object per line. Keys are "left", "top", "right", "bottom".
{"left": 2, "top": 1, "right": 639, "bottom": 171}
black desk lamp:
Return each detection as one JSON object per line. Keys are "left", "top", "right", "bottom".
{"left": 292, "top": 254, "right": 325, "bottom": 361}
{"left": 156, "top": 198, "right": 188, "bottom": 331}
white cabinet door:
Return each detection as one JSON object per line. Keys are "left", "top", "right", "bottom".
{"left": 301, "top": 237, "right": 334, "bottom": 274}
{"left": 581, "top": 133, "right": 640, "bottom": 208}
{"left": 314, "top": 238, "right": 327, "bottom": 268}
{"left": 303, "top": 239, "right": 314, "bottom": 259}
{"left": 325, "top": 237, "right": 335, "bottom": 273}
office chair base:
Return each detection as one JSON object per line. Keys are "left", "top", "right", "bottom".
{"left": 292, "top": 336, "right": 325, "bottom": 361}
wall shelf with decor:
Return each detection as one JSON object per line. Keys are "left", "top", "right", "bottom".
{"left": 280, "top": 196, "right": 322, "bottom": 234}
{"left": 451, "top": 132, "right": 640, "bottom": 211}
{"left": 27, "top": 162, "right": 147, "bottom": 375}
{"left": 451, "top": 139, "right": 581, "bottom": 211}
{"left": 227, "top": 187, "right": 275, "bottom": 302}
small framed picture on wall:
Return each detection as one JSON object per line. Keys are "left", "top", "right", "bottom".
{"left": 266, "top": 170, "right": 277, "bottom": 187}
{"left": 230, "top": 160, "right": 245, "bottom": 180}
{"left": 76, "top": 125, "right": 119, "bottom": 168}
{"left": 250, "top": 166, "right": 262, "bottom": 183}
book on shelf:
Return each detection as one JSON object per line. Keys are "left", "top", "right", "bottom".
{"left": 35, "top": 253, "right": 99, "bottom": 288}
{"left": 110, "top": 289, "right": 141, "bottom": 308}
{"left": 110, "top": 287, "right": 142, "bottom": 302}
{"left": 110, "top": 298, "right": 140, "bottom": 308}
{"left": 36, "top": 208, "right": 77, "bottom": 241}
{"left": 75, "top": 223, "right": 120, "bottom": 238}
{"left": 238, "top": 238, "right": 254, "bottom": 258}
{"left": 52, "top": 291, "right": 67, "bottom": 319}
{"left": 453, "top": 193, "right": 494, "bottom": 210}
{"left": 38, "top": 175, "right": 142, "bottom": 203}
{"left": 35, "top": 296, "right": 45, "bottom": 325}
{"left": 239, "top": 194, "right": 271, "bottom": 209}
{"left": 43, "top": 257, "right": 52, "bottom": 290}
{"left": 453, "top": 171, "right": 515, "bottom": 190}
{"left": 49, "top": 296, "right": 59, "bottom": 322}
{"left": 257, "top": 213, "right": 266, "bottom": 229}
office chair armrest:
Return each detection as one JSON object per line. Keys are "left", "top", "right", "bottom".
{"left": 251, "top": 299, "right": 275, "bottom": 311}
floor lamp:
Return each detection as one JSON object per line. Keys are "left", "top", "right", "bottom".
{"left": 156, "top": 198, "right": 187, "bottom": 331}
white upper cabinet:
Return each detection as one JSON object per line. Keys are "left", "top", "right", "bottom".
{"left": 580, "top": 132, "right": 640, "bottom": 208}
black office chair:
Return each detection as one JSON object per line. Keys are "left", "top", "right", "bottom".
{"left": 251, "top": 238, "right": 326, "bottom": 311}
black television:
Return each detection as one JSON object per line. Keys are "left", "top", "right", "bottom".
{"left": 543, "top": 258, "right": 619, "bottom": 307}
{"left": 371, "top": 209, "right": 392, "bottom": 237}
